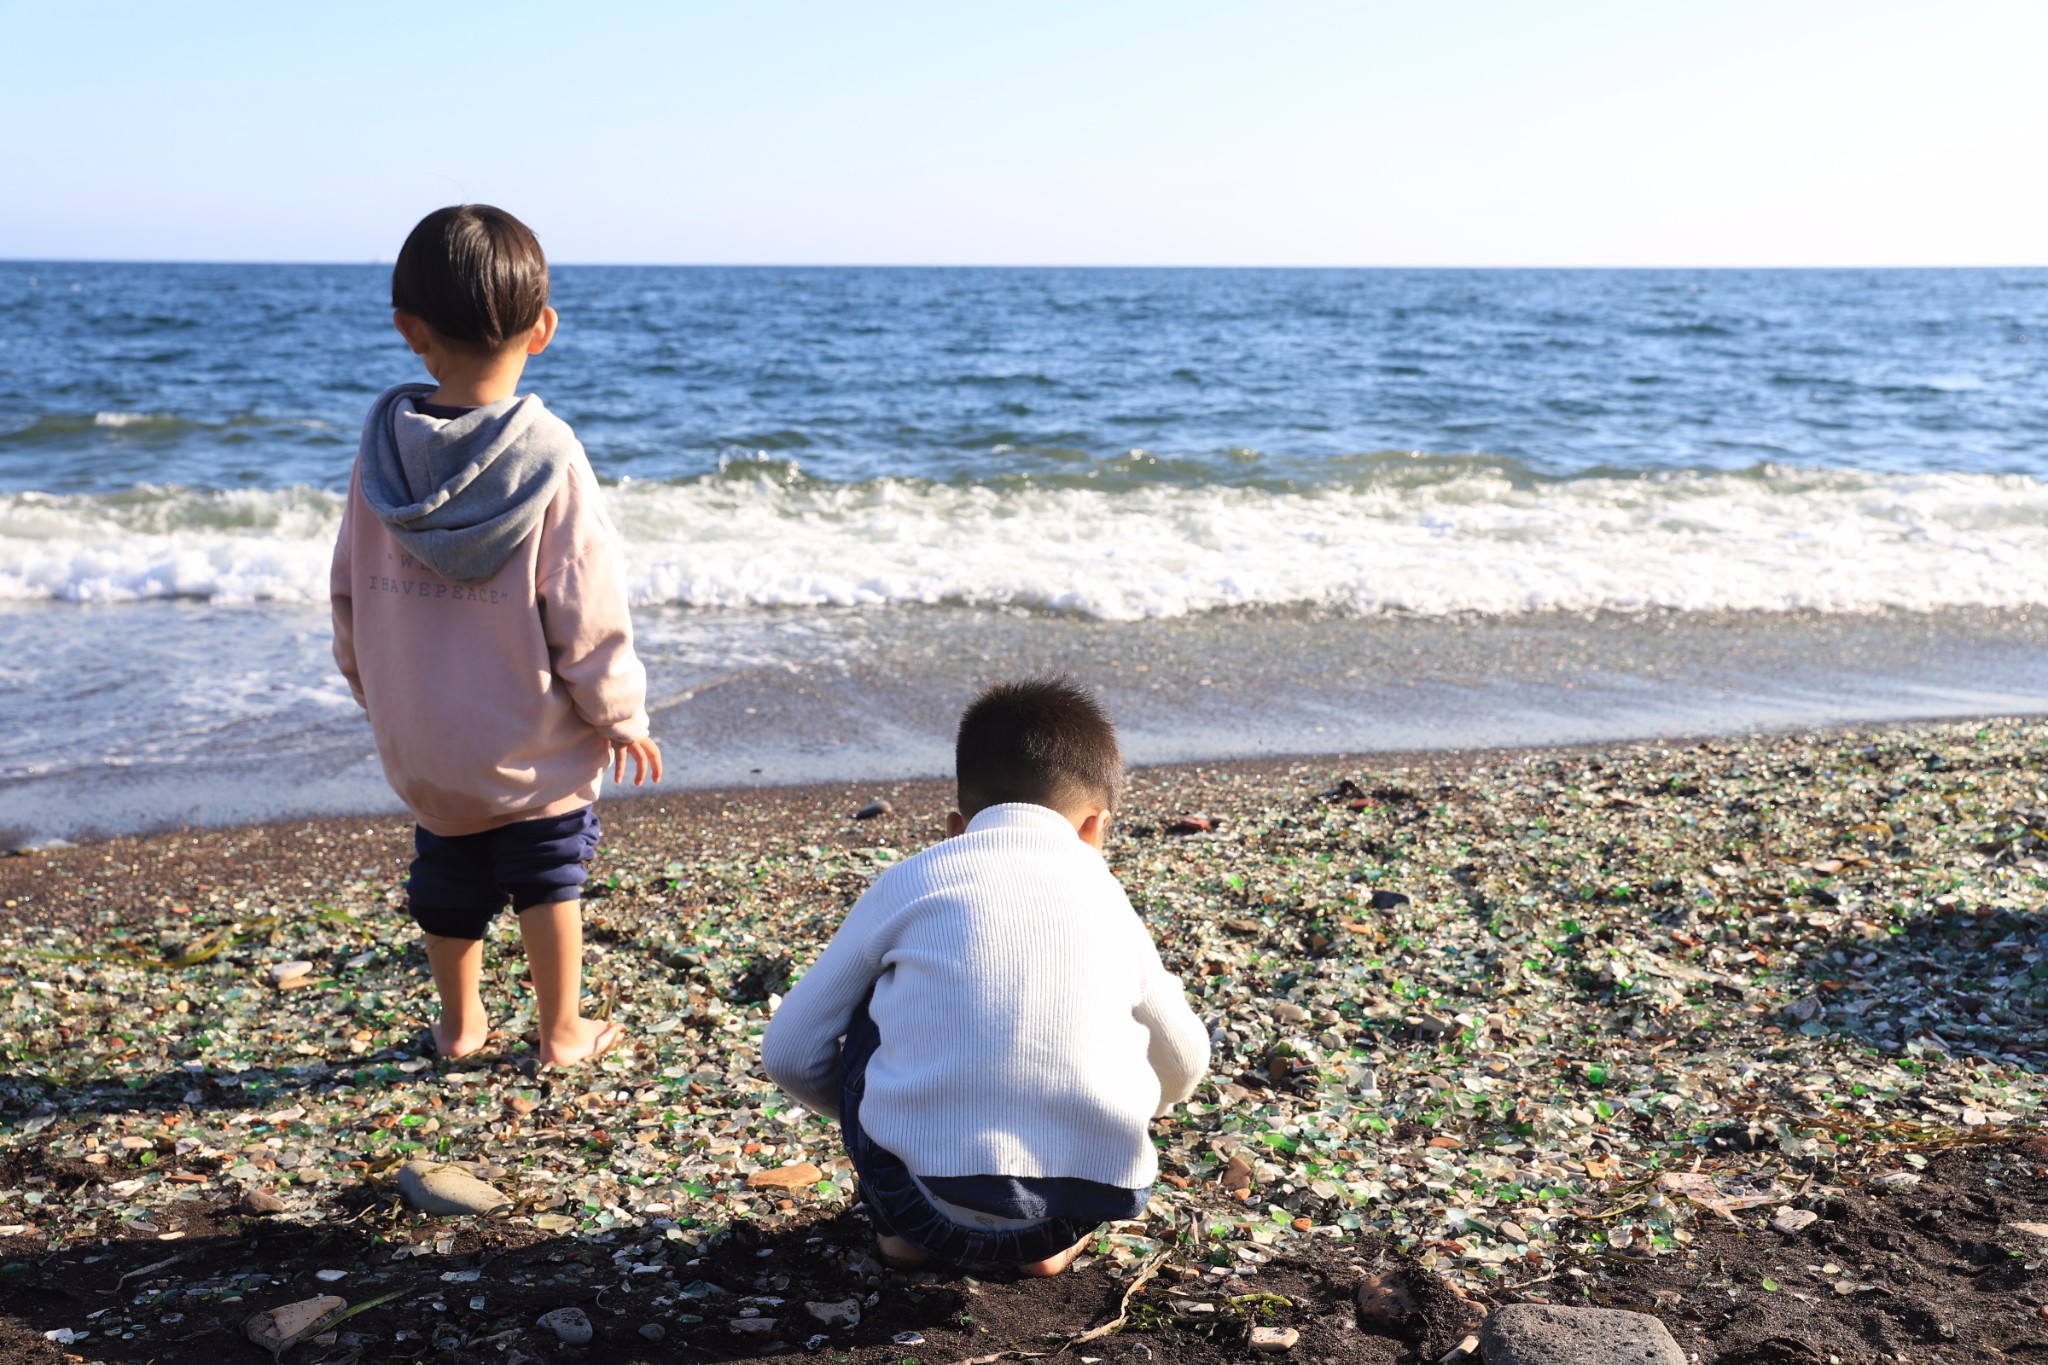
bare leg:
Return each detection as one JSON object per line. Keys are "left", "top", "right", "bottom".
{"left": 517, "top": 900, "right": 628, "bottom": 1066}
{"left": 422, "top": 932, "right": 492, "bottom": 1060}
{"left": 1018, "top": 1231, "right": 1093, "bottom": 1278}
{"left": 875, "top": 1233, "right": 931, "bottom": 1270}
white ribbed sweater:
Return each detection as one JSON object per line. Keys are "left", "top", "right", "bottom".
{"left": 760, "top": 803, "right": 1211, "bottom": 1188}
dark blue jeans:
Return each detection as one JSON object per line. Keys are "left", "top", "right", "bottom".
{"left": 839, "top": 999, "right": 1100, "bottom": 1266}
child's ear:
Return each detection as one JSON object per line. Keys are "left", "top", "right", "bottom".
{"left": 945, "top": 811, "right": 967, "bottom": 838}
{"left": 525, "top": 306, "right": 559, "bottom": 356}
{"left": 392, "top": 309, "right": 432, "bottom": 356}
{"left": 1076, "top": 809, "right": 1110, "bottom": 850}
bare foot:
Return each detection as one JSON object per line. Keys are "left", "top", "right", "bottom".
{"left": 1018, "top": 1233, "right": 1092, "bottom": 1278}
{"left": 538, "top": 1016, "right": 629, "bottom": 1066}
{"left": 875, "top": 1234, "right": 931, "bottom": 1270}
{"left": 430, "top": 1021, "right": 492, "bottom": 1060}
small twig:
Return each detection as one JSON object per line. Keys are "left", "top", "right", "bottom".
{"left": 107, "top": 1251, "right": 188, "bottom": 1294}
{"left": 1064, "top": 1248, "right": 1170, "bottom": 1349}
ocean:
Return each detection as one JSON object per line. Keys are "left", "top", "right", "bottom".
{"left": 4, "top": 263, "right": 2047, "bottom": 841}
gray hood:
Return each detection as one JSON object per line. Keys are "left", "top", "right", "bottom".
{"left": 356, "top": 382, "right": 579, "bottom": 587}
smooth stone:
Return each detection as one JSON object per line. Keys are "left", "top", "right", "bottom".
{"left": 269, "top": 961, "right": 313, "bottom": 985}
{"left": 1221, "top": 1154, "right": 1254, "bottom": 1191}
{"left": 1354, "top": 1270, "right": 1417, "bottom": 1330}
{"left": 1498, "top": 1220, "right": 1529, "bottom": 1243}
{"left": 728, "top": 1317, "right": 779, "bottom": 1335}
{"left": 397, "top": 1160, "right": 513, "bottom": 1217}
{"left": 1480, "top": 1304, "right": 1685, "bottom": 1365}
{"left": 854, "top": 800, "right": 893, "bottom": 820}
{"left": 242, "top": 1189, "right": 287, "bottom": 1216}
{"left": 1771, "top": 1206, "right": 1819, "bottom": 1235}
{"left": 639, "top": 1322, "right": 666, "bottom": 1341}
{"left": 1248, "top": 1325, "right": 1299, "bottom": 1352}
{"left": 1367, "top": 889, "right": 1411, "bottom": 909}
{"left": 537, "top": 1307, "right": 594, "bottom": 1346}
{"left": 806, "top": 1298, "right": 861, "bottom": 1328}
{"left": 1271, "top": 1002, "right": 1309, "bottom": 1024}
{"left": 2010, "top": 1222, "right": 2048, "bottom": 1239}
{"left": 244, "top": 1295, "right": 345, "bottom": 1355}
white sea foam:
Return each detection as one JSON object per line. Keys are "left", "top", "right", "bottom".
{"left": 6, "top": 466, "right": 2048, "bottom": 619}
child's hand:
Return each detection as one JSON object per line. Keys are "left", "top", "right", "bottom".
{"left": 610, "top": 736, "right": 664, "bottom": 786}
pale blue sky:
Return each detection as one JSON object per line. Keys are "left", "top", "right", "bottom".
{"left": 3, "top": 0, "right": 2043, "bottom": 265}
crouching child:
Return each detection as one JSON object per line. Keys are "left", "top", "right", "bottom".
{"left": 761, "top": 678, "right": 1209, "bottom": 1274}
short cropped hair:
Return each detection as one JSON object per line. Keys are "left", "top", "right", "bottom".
{"left": 390, "top": 205, "right": 549, "bottom": 352}
{"left": 956, "top": 677, "right": 1123, "bottom": 818}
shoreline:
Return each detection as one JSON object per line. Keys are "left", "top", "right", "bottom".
{"left": 0, "top": 704, "right": 2036, "bottom": 856}
{"left": 11, "top": 598, "right": 2048, "bottom": 847}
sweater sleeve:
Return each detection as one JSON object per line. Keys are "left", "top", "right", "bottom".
{"left": 330, "top": 471, "right": 365, "bottom": 708}
{"left": 537, "top": 468, "right": 651, "bottom": 744}
{"left": 760, "top": 882, "right": 893, "bottom": 1120}
{"left": 1131, "top": 922, "right": 1210, "bottom": 1117}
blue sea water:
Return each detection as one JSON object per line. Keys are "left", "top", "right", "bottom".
{"left": 2, "top": 263, "right": 2046, "bottom": 839}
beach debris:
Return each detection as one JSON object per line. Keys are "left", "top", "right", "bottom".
{"left": 1165, "top": 814, "right": 1214, "bottom": 834}
{"left": 727, "top": 1316, "right": 779, "bottom": 1336}
{"left": 2009, "top": 1222, "right": 2048, "bottom": 1240}
{"left": 639, "top": 1322, "right": 666, "bottom": 1341}
{"left": 536, "top": 1306, "right": 594, "bottom": 1346}
{"left": 243, "top": 1295, "right": 345, "bottom": 1359}
{"left": 854, "top": 799, "right": 893, "bottom": 820}
{"left": 805, "top": 1297, "right": 861, "bottom": 1328}
{"left": 397, "top": 1160, "right": 513, "bottom": 1216}
{"left": 893, "top": 1332, "right": 927, "bottom": 1345}
{"left": 1657, "top": 1172, "right": 1783, "bottom": 1223}
{"left": 746, "top": 1161, "right": 824, "bottom": 1192}
{"left": 1249, "top": 1325, "right": 1299, "bottom": 1352}
{"left": 313, "top": 1268, "right": 346, "bottom": 1282}
{"left": 6, "top": 717, "right": 2048, "bottom": 1337}
{"left": 1478, "top": 1304, "right": 1685, "bottom": 1365}
{"left": 1771, "top": 1206, "right": 1819, "bottom": 1235}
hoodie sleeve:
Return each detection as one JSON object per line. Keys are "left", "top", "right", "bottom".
{"left": 536, "top": 459, "right": 650, "bottom": 743}
{"left": 330, "top": 468, "right": 365, "bottom": 708}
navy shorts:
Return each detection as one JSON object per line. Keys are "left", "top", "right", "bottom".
{"left": 407, "top": 806, "right": 601, "bottom": 940}
{"left": 839, "top": 998, "right": 1111, "bottom": 1266}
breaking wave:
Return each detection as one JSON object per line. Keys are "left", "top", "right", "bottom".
{"left": 6, "top": 462, "right": 2048, "bottom": 620}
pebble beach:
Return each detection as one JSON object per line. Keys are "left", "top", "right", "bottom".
{"left": 2, "top": 718, "right": 2045, "bottom": 1362}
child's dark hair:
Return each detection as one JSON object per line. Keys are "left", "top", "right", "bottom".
{"left": 956, "top": 677, "right": 1123, "bottom": 818}
{"left": 390, "top": 205, "right": 550, "bottom": 352}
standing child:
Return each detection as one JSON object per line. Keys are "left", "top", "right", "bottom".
{"left": 763, "top": 678, "right": 1208, "bottom": 1275}
{"left": 332, "top": 204, "right": 662, "bottom": 1066}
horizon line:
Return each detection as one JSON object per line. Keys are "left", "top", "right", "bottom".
{"left": 5, "top": 256, "right": 2046, "bottom": 272}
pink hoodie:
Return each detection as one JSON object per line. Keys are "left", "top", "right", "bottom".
{"left": 331, "top": 443, "right": 650, "bottom": 837}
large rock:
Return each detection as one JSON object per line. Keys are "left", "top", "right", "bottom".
{"left": 397, "top": 1160, "right": 513, "bottom": 1216}
{"left": 1480, "top": 1304, "right": 1685, "bottom": 1365}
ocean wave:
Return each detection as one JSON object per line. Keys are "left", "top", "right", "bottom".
{"left": 5, "top": 465, "right": 2048, "bottom": 618}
